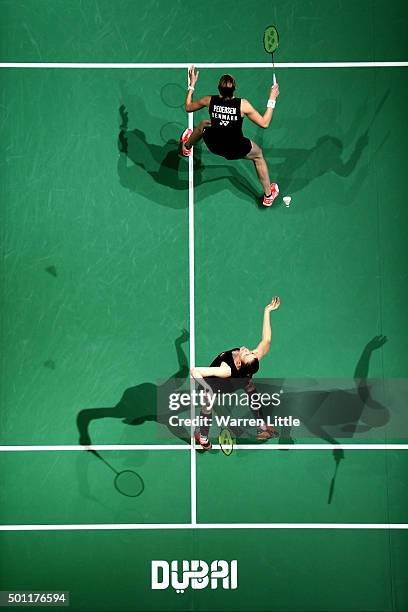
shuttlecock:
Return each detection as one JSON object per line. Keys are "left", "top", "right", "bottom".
{"left": 283, "top": 196, "right": 291, "bottom": 207}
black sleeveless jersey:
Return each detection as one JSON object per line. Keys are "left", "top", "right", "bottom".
{"left": 208, "top": 96, "right": 244, "bottom": 137}
{"left": 210, "top": 348, "right": 241, "bottom": 374}
{"left": 207, "top": 348, "right": 253, "bottom": 394}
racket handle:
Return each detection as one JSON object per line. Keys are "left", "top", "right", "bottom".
{"left": 273, "top": 73, "right": 277, "bottom": 85}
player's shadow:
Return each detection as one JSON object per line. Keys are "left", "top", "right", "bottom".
{"left": 232, "top": 334, "right": 391, "bottom": 503}
{"left": 265, "top": 132, "right": 368, "bottom": 197}
{"left": 264, "top": 89, "right": 390, "bottom": 201}
{"left": 251, "top": 335, "right": 390, "bottom": 449}
{"left": 76, "top": 329, "right": 191, "bottom": 445}
{"left": 117, "top": 103, "right": 258, "bottom": 207}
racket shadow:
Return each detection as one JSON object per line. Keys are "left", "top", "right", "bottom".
{"left": 89, "top": 450, "right": 145, "bottom": 498}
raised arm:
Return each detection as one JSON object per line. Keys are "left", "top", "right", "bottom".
{"left": 335, "top": 130, "right": 369, "bottom": 177}
{"left": 241, "top": 83, "right": 279, "bottom": 129}
{"left": 185, "top": 65, "right": 211, "bottom": 112}
{"left": 354, "top": 335, "right": 388, "bottom": 410}
{"left": 253, "top": 297, "right": 280, "bottom": 360}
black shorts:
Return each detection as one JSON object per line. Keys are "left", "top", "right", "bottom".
{"left": 203, "top": 128, "right": 252, "bottom": 160}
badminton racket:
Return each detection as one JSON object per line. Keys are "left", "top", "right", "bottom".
{"left": 263, "top": 25, "right": 279, "bottom": 85}
{"left": 218, "top": 427, "right": 235, "bottom": 456}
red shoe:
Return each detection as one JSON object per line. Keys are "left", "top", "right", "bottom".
{"left": 194, "top": 431, "right": 212, "bottom": 451}
{"left": 263, "top": 183, "right": 279, "bottom": 207}
{"left": 180, "top": 128, "right": 193, "bottom": 157}
{"left": 266, "top": 425, "right": 279, "bottom": 438}
{"left": 256, "top": 426, "right": 279, "bottom": 441}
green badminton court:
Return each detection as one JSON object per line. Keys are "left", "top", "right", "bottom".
{"left": 1, "top": 1, "right": 408, "bottom": 611}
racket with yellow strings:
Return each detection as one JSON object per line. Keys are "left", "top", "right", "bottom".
{"left": 263, "top": 25, "right": 279, "bottom": 85}
{"left": 218, "top": 427, "right": 235, "bottom": 456}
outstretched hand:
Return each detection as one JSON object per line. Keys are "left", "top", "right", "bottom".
{"left": 366, "top": 335, "right": 388, "bottom": 351}
{"left": 177, "top": 327, "right": 190, "bottom": 344}
{"left": 189, "top": 65, "right": 199, "bottom": 87}
{"left": 265, "top": 296, "right": 280, "bottom": 312}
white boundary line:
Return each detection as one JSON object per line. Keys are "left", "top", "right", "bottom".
{"left": 0, "top": 62, "right": 407, "bottom": 69}
{"left": 0, "top": 523, "right": 407, "bottom": 531}
{"left": 187, "top": 94, "right": 196, "bottom": 525}
{"left": 0, "top": 444, "right": 407, "bottom": 451}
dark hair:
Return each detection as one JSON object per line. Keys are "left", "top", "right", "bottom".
{"left": 218, "top": 74, "right": 236, "bottom": 98}
{"left": 239, "top": 357, "right": 259, "bottom": 377}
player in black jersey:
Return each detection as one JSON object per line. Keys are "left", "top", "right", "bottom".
{"left": 179, "top": 66, "right": 280, "bottom": 206}
{"left": 190, "top": 297, "right": 280, "bottom": 450}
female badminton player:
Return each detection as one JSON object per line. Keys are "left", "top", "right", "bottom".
{"left": 180, "top": 66, "right": 280, "bottom": 206}
{"left": 190, "top": 297, "right": 280, "bottom": 450}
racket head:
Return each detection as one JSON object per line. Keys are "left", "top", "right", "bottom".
{"left": 114, "top": 470, "right": 144, "bottom": 497}
{"left": 263, "top": 25, "right": 279, "bottom": 54}
{"left": 218, "top": 428, "right": 235, "bottom": 456}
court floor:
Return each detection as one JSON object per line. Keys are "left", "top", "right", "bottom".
{"left": 1, "top": 1, "right": 408, "bottom": 611}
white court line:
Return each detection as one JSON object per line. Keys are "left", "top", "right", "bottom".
{"left": 187, "top": 82, "right": 197, "bottom": 525}
{"left": 0, "top": 523, "right": 407, "bottom": 531}
{"left": 0, "top": 444, "right": 407, "bottom": 451}
{"left": 0, "top": 62, "right": 407, "bottom": 69}
{"left": 0, "top": 445, "right": 189, "bottom": 451}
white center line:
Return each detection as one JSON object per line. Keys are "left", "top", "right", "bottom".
{"left": 187, "top": 76, "right": 197, "bottom": 525}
